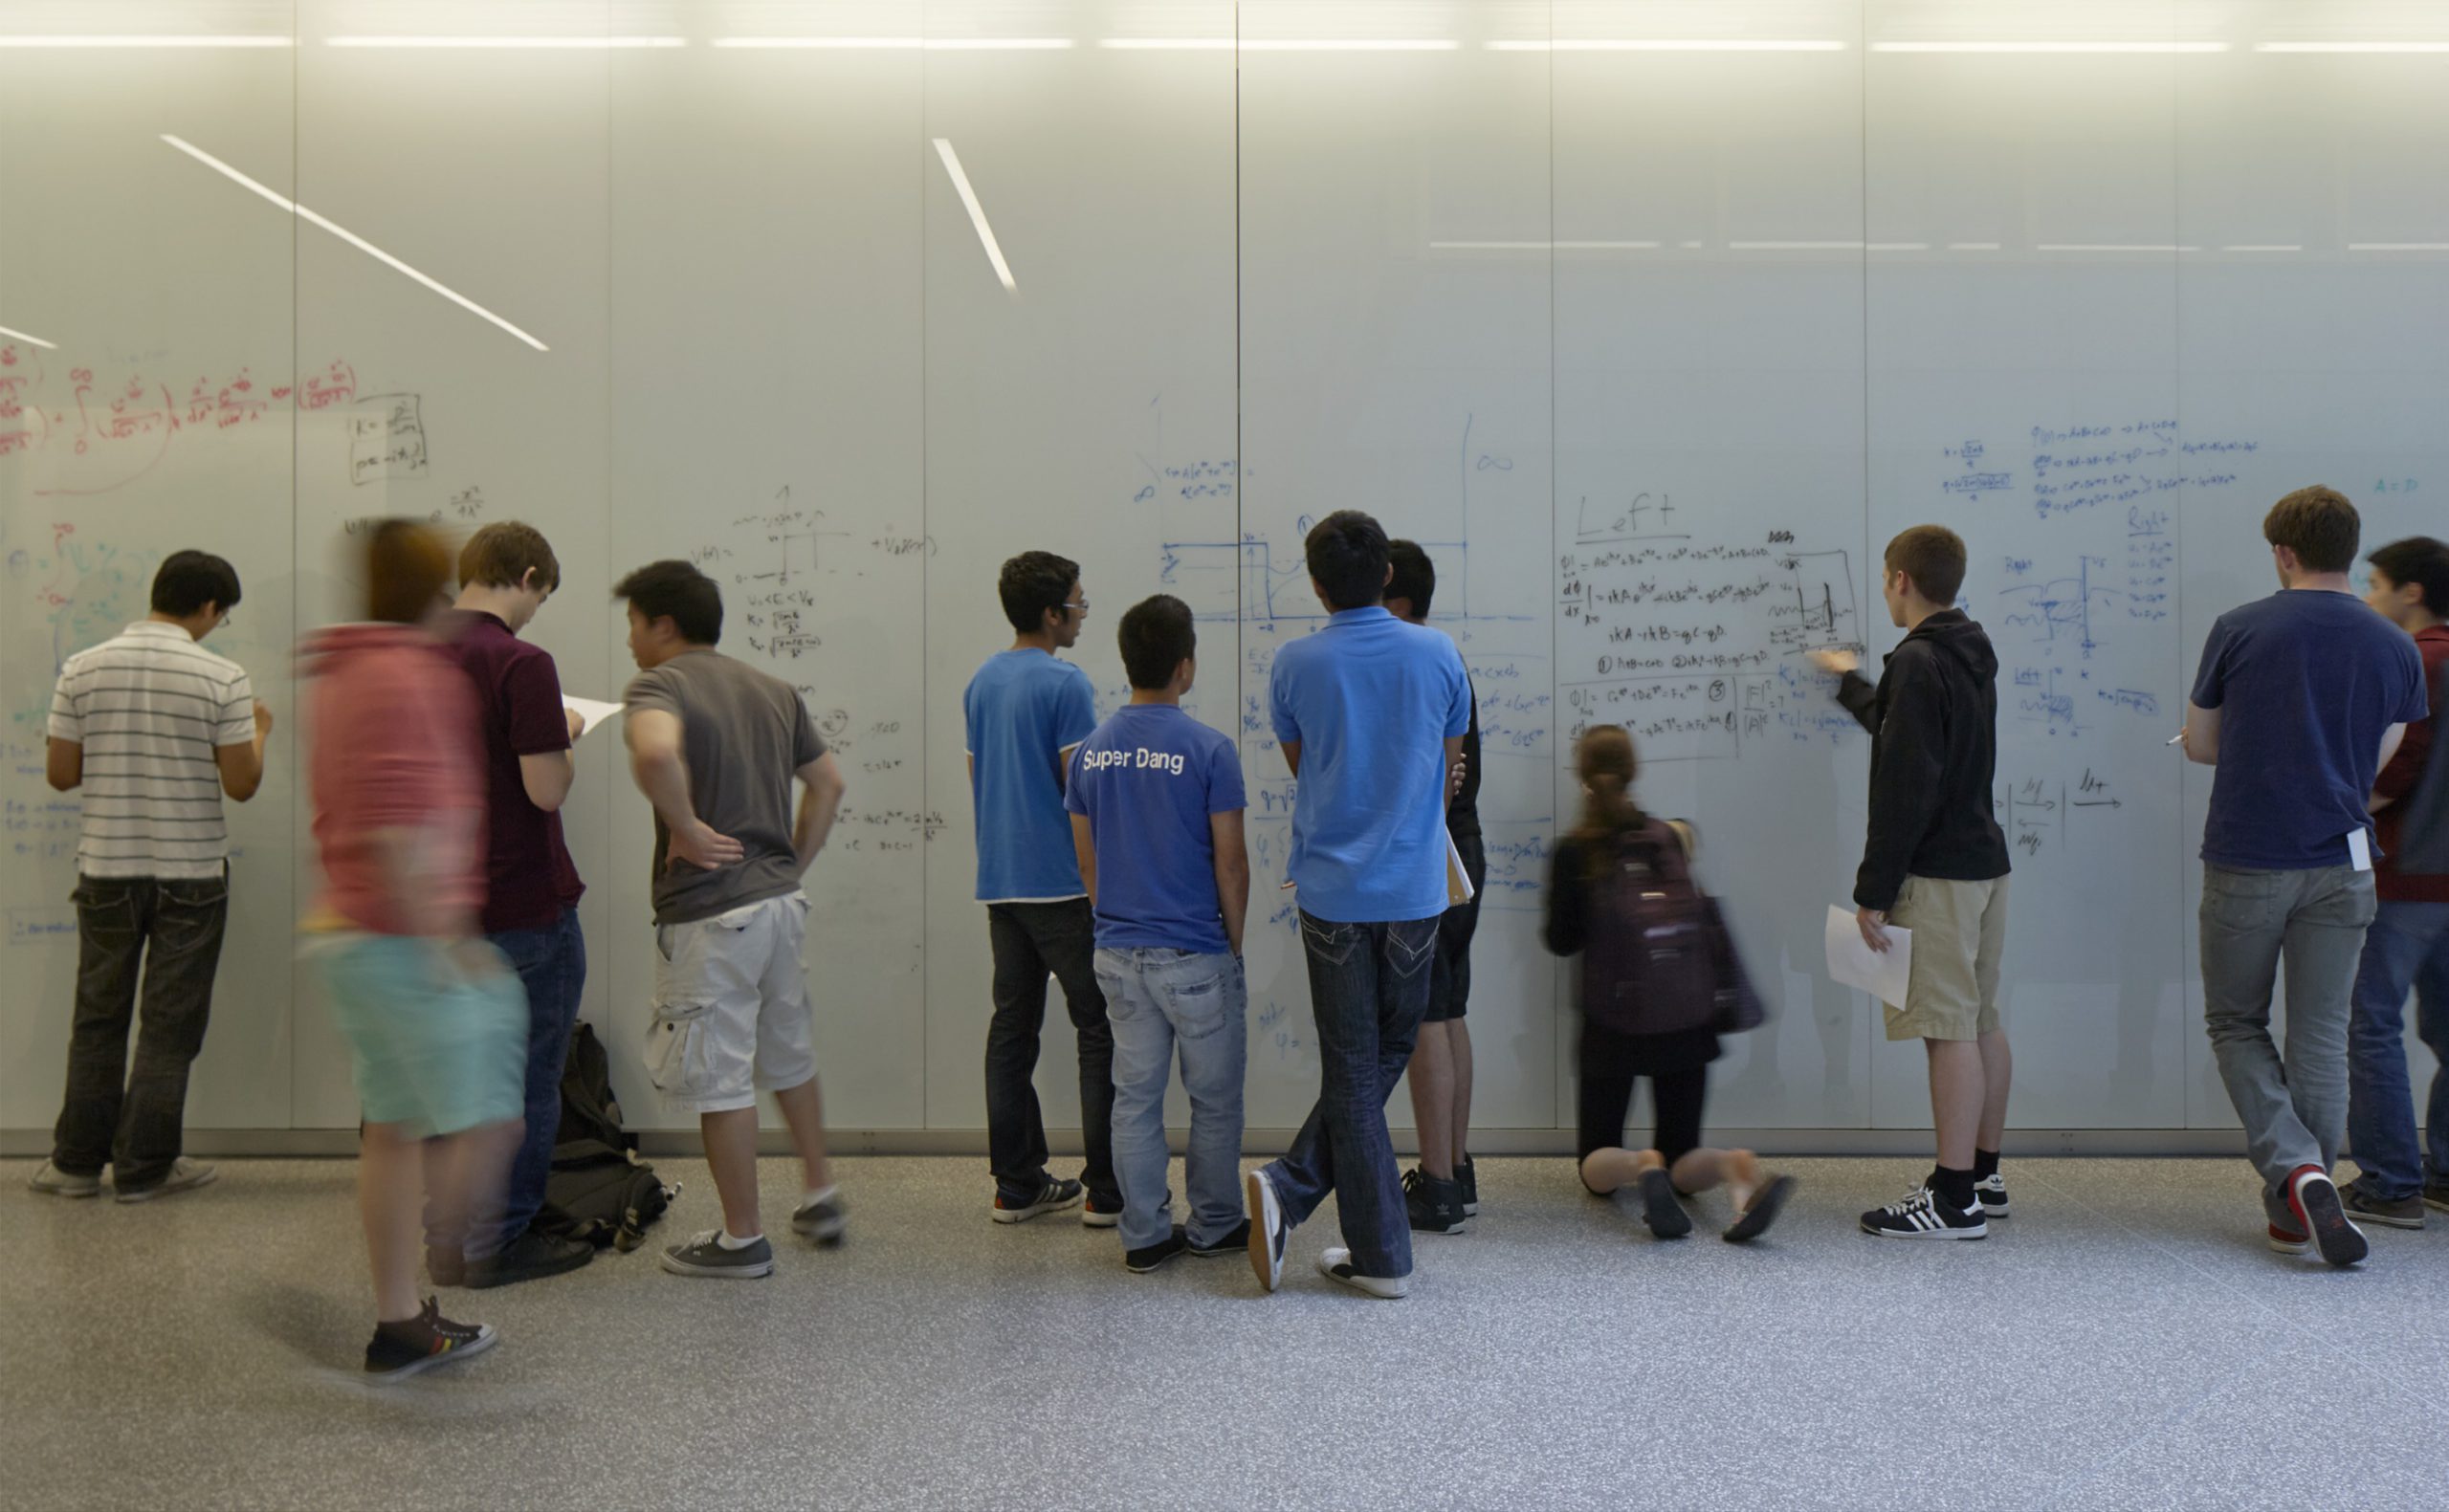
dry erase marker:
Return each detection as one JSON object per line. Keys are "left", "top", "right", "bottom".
{"left": 2167, "top": 733, "right": 2186, "bottom": 746}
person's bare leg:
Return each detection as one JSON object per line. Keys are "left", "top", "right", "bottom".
{"left": 1976, "top": 1028, "right": 2013, "bottom": 1153}
{"left": 770, "top": 1077, "right": 832, "bottom": 1194}
{"left": 1407, "top": 1022, "right": 1457, "bottom": 1179}
{"left": 1929, "top": 1039, "right": 1984, "bottom": 1170}
{"left": 1449, "top": 1019, "right": 1475, "bottom": 1172}
{"left": 1668, "top": 1147, "right": 1763, "bottom": 1209}
{"left": 360, "top": 1122, "right": 428, "bottom": 1323}
{"left": 1579, "top": 1146, "right": 1663, "bottom": 1194}
{"left": 701, "top": 1106, "right": 763, "bottom": 1238}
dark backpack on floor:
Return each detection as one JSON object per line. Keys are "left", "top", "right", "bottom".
{"left": 533, "top": 1022, "right": 677, "bottom": 1254}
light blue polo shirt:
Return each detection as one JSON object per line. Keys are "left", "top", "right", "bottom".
{"left": 965, "top": 649, "right": 1098, "bottom": 902}
{"left": 1269, "top": 606, "right": 1471, "bottom": 923}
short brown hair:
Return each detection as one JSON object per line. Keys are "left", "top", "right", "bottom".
{"left": 2263, "top": 485, "right": 2359, "bottom": 574}
{"left": 459, "top": 520, "right": 561, "bottom": 592}
{"left": 364, "top": 519, "right": 453, "bottom": 625}
{"left": 1885, "top": 525, "right": 1967, "bottom": 605}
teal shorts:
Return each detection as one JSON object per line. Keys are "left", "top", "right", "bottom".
{"left": 311, "top": 933, "right": 526, "bottom": 1137}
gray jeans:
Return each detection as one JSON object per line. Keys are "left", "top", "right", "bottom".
{"left": 2199, "top": 863, "right": 2376, "bottom": 1221}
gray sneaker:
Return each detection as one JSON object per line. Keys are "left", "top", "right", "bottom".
{"left": 115, "top": 1158, "right": 217, "bottom": 1203}
{"left": 2424, "top": 1176, "right": 2449, "bottom": 1216}
{"left": 791, "top": 1189, "right": 847, "bottom": 1247}
{"left": 29, "top": 1161, "right": 101, "bottom": 1198}
{"left": 2342, "top": 1184, "right": 2425, "bottom": 1230}
{"left": 659, "top": 1230, "right": 774, "bottom": 1279}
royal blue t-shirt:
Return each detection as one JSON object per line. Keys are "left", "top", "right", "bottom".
{"left": 964, "top": 649, "right": 1098, "bottom": 901}
{"left": 2192, "top": 589, "right": 2428, "bottom": 871}
{"left": 1269, "top": 606, "right": 1472, "bottom": 923}
{"left": 1065, "top": 704, "right": 1247, "bottom": 953}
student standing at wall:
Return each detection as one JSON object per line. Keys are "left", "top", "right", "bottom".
{"left": 2182, "top": 488, "right": 2427, "bottom": 1267}
{"left": 431, "top": 523, "right": 595, "bottom": 1289}
{"left": 1066, "top": 594, "right": 1251, "bottom": 1274}
{"left": 618, "top": 560, "right": 849, "bottom": 1279}
{"left": 303, "top": 520, "right": 522, "bottom": 1380}
{"left": 1386, "top": 540, "right": 1483, "bottom": 1236}
{"left": 1812, "top": 526, "right": 2013, "bottom": 1241}
{"left": 2343, "top": 536, "right": 2449, "bottom": 1228}
{"left": 32, "top": 551, "right": 271, "bottom": 1204}
{"left": 1246, "top": 511, "right": 1470, "bottom": 1300}
{"left": 965, "top": 552, "right": 1120, "bottom": 1226}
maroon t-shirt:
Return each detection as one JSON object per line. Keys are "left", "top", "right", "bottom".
{"left": 447, "top": 610, "right": 585, "bottom": 933}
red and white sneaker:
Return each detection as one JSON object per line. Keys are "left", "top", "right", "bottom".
{"left": 2284, "top": 1166, "right": 2368, "bottom": 1267}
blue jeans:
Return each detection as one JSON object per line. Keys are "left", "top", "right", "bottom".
{"left": 1095, "top": 947, "right": 1247, "bottom": 1251}
{"left": 2347, "top": 900, "right": 2449, "bottom": 1200}
{"left": 471, "top": 909, "right": 586, "bottom": 1257}
{"left": 1261, "top": 911, "right": 1440, "bottom": 1280}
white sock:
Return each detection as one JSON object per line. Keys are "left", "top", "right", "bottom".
{"left": 801, "top": 1183, "right": 838, "bottom": 1208}
{"left": 717, "top": 1229, "right": 762, "bottom": 1249}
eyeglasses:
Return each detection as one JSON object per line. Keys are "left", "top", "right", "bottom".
{"left": 1068, "top": 597, "right": 1090, "bottom": 617}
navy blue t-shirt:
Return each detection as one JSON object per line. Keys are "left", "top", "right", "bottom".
{"left": 2192, "top": 589, "right": 2428, "bottom": 870}
{"left": 1065, "top": 704, "right": 1247, "bottom": 953}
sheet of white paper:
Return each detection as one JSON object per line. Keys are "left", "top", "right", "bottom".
{"left": 563, "top": 696, "right": 625, "bottom": 739}
{"left": 1445, "top": 829, "right": 1476, "bottom": 904}
{"left": 2347, "top": 828, "right": 2372, "bottom": 871}
{"left": 1825, "top": 904, "right": 1913, "bottom": 1010}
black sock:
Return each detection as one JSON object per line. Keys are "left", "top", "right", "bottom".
{"left": 1973, "top": 1148, "right": 2000, "bottom": 1182}
{"left": 1931, "top": 1164, "right": 1976, "bottom": 1211}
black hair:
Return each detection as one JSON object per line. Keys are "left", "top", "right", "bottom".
{"left": 150, "top": 550, "right": 242, "bottom": 617}
{"left": 1386, "top": 538, "right": 1435, "bottom": 618}
{"left": 2370, "top": 536, "right": 2449, "bottom": 616}
{"left": 1118, "top": 595, "right": 1196, "bottom": 690}
{"left": 614, "top": 559, "right": 723, "bottom": 645}
{"left": 1304, "top": 510, "right": 1390, "bottom": 612}
{"left": 999, "top": 551, "right": 1081, "bottom": 636}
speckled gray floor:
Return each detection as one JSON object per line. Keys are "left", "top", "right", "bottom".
{"left": 3, "top": 1154, "right": 2442, "bottom": 1512}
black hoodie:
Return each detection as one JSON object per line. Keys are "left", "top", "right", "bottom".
{"left": 1836, "top": 609, "right": 2012, "bottom": 911}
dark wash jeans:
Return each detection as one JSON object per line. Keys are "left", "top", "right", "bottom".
{"left": 460, "top": 908, "right": 587, "bottom": 1258}
{"left": 1263, "top": 910, "right": 1440, "bottom": 1280}
{"left": 985, "top": 899, "right": 1118, "bottom": 1205}
{"left": 53, "top": 871, "right": 231, "bottom": 1191}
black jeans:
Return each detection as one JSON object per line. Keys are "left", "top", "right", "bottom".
{"left": 53, "top": 872, "right": 231, "bottom": 1190}
{"left": 984, "top": 900, "right": 1117, "bottom": 1204}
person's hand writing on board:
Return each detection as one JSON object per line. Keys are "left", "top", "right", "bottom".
{"left": 667, "top": 820, "right": 744, "bottom": 873}
{"left": 1809, "top": 647, "right": 1860, "bottom": 677}
{"left": 1856, "top": 907, "right": 1891, "bottom": 953}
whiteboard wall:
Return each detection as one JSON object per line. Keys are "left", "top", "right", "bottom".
{"left": 4, "top": 0, "right": 2444, "bottom": 1141}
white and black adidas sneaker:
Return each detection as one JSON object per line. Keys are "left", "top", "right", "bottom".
{"left": 1860, "top": 1185, "right": 1988, "bottom": 1239}
{"left": 1974, "top": 1173, "right": 2010, "bottom": 1217}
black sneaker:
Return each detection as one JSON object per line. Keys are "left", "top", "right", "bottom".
{"left": 792, "top": 1188, "right": 849, "bottom": 1246}
{"left": 1247, "top": 1169, "right": 1287, "bottom": 1293}
{"left": 426, "top": 1244, "right": 466, "bottom": 1288}
{"left": 2286, "top": 1169, "right": 2368, "bottom": 1267}
{"left": 1317, "top": 1246, "right": 1409, "bottom": 1300}
{"left": 1860, "top": 1185, "right": 1987, "bottom": 1240}
{"left": 1637, "top": 1167, "right": 1694, "bottom": 1238}
{"left": 1973, "top": 1173, "right": 2010, "bottom": 1218}
{"left": 466, "top": 1231, "right": 594, "bottom": 1289}
{"left": 1126, "top": 1226, "right": 1190, "bottom": 1273}
{"left": 1402, "top": 1168, "right": 1468, "bottom": 1235}
{"left": 659, "top": 1230, "right": 776, "bottom": 1279}
{"left": 991, "top": 1177, "right": 1083, "bottom": 1224}
{"left": 2426, "top": 1176, "right": 2449, "bottom": 1215}
{"left": 2341, "top": 1183, "right": 2424, "bottom": 1230}
{"left": 1457, "top": 1155, "right": 1480, "bottom": 1216}
{"left": 1187, "top": 1218, "right": 1252, "bottom": 1257}
{"left": 364, "top": 1298, "right": 497, "bottom": 1382}
{"left": 1082, "top": 1193, "right": 1124, "bottom": 1229}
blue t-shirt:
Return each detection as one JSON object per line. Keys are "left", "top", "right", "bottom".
{"left": 2192, "top": 589, "right": 2428, "bottom": 871}
{"left": 1269, "top": 607, "right": 1472, "bottom": 923}
{"left": 1064, "top": 704, "right": 1247, "bottom": 953}
{"left": 964, "top": 649, "right": 1098, "bottom": 901}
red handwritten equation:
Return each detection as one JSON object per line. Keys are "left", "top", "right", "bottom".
{"left": 0, "top": 344, "right": 357, "bottom": 496}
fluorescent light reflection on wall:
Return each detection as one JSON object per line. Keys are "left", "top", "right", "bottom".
{"left": 0, "top": 34, "right": 291, "bottom": 48}
{"left": 1490, "top": 39, "right": 1843, "bottom": 53}
{"left": 714, "top": 37, "right": 1073, "bottom": 50}
{"left": 325, "top": 36, "right": 686, "bottom": 49}
{"left": 1874, "top": 41, "right": 2228, "bottom": 55}
{"left": 160, "top": 135, "right": 549, "bottom": 352}
{"left": 932, "top": 138, "right": 1017, "bottom": 293}
{"left": 0, "top": 323, "right": 58, "bottom": 348}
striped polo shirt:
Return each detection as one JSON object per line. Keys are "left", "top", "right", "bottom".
{"left": 48, "top": 621, "right": 255, "bottom": 879}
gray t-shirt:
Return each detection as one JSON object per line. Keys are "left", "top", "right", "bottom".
{"left": 624, "top": 649, "right": 827, "bottom": 925}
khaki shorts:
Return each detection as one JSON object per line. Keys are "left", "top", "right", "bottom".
{"left": 1882, "top": 873, "right": 2009, "bottom": 1042}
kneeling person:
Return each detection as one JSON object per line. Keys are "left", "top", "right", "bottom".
{"left": 1067, "top": 595, "right": 1252, "bottom": 1273}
